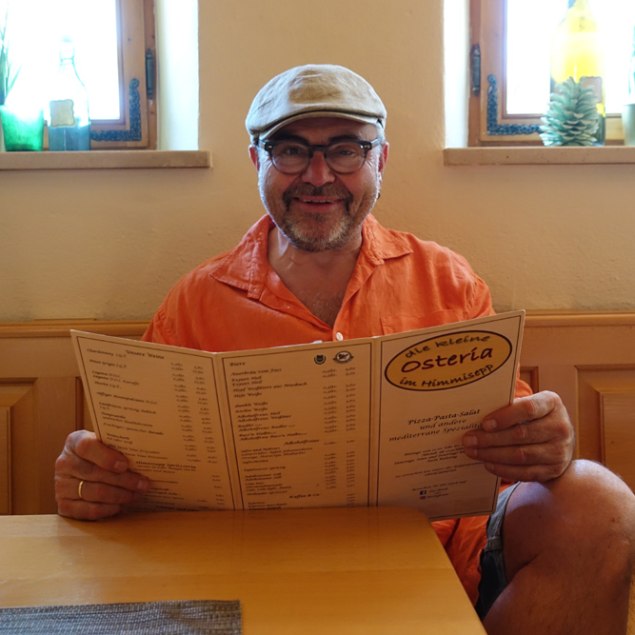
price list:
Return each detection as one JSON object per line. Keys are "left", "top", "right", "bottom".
{"left": 77, "top": 336, "right": 235, "bottom": 510}
{"left": 220, "top": 342, "right": 373, "bottom": 509}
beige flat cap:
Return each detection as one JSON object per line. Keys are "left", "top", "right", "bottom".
{"left": 245, "top": 64, "right": 387, "bottom": 140}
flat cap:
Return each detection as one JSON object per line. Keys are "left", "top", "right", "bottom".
{"left": 246, "top": 64, "right": 387, "bottom": 140}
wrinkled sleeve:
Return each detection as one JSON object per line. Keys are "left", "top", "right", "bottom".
{"left": 142, "top": 308, "right": 173, "bottom": 344}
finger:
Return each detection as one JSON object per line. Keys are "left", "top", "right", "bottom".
{"left": 481, "top": 455, "right": 571, "bottom": 483}
{"left": 67, "top": 454, "right": 149, "bottom": 491}
{"left": 55, "top": 475, "right": 148, "bottom": 521}
{"left": 482, "top": 391, "right": 563, "bottom": 432}
{"left": 56, "top": 496, "right": 125, "bottom": 521}
{"left": 468, "top": 436, "right": 570, "bottom": 469}
{"left": 66, "top": 430, "right": 130, "bottom": 473}
{"left": 55, "top": 450, "right": 149, "bottom": 499}
{"left": 61, "top": 475, "right": 148, "bottom": 504}
{"left": 464, "top": 391, "right": 573, "bottom": 450}
{"left": 465, "top": 417, "right": 564, "bottom": 451}
{"left": 56, "top": 430, "right": 149, "bottom": 492}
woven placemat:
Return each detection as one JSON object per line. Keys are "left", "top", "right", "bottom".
{"left": 0, "top": 599, "right": 242, "bottom": 634}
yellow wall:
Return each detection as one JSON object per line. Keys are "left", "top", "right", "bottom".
{"left": 1, "top": 0, "right": 633, "bottom": 323}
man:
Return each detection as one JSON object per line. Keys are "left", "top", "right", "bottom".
{"left": 55, "top": 64, "right": 635, "bottom": 634}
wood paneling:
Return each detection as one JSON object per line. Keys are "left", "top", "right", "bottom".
{"left": 521, "top": 312, "right": 635, "bottom": 491}
{"left": 0, "top": 321, "right": 145, "bottom": 514}
{"left": 601, "top": 391, "right": 635, "bottom": 487}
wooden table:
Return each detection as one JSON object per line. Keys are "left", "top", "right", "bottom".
{"left": 0, "top": 506, "right": 485, "bottom": 634}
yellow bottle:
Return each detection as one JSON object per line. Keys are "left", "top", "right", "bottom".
{"left": 550, "top": 0, "right": 605, "bottom": 144}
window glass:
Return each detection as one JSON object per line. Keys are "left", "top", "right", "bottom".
{"left": 2, "top": 0, "right": 120, "bottom": 121}
{"left": 0, "top": 0, "right": 155, "bottom": 148}
{"left": 506, "top": 0, "right": 635, "bottom": 116}
{"left": 470, "top": 0, "right": 635, "bottom": 145}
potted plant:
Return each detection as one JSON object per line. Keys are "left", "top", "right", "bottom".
{"left": 0, "top": 13, "right": 43, "bottom": 152}
{"left": 0, "top": 10, "right": 19, "bottom": 150}
{"left": 0, "top": 9, "right": 19, "bottom": 105}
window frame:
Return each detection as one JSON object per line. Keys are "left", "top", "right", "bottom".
{"left": 0, "top": 0, "right": 156, "bottom": 150}
{"left": 89, "top": 0, "right": 156, "bottom": 150}
{"left": 469, "top": 0, "right": 626, "bottom": 147}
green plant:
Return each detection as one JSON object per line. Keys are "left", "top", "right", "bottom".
{"left": 0, "top": 9, "right": 19, "bottom": 105}
{"left": 539, "top": 77, "right": 601, "bottom": 146}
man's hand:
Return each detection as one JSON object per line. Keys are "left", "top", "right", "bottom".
{"left": 54, "top": 430, "right": 150, "bottom": 520}
{"left": 462, "top": 390, "right": 575, "bottom": 482}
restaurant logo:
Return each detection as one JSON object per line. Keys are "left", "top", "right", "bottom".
{"left": 333, "top": 351, "right": 353, "bottom": 364}
{"left": 384, "top": 330, "right": 512, "bottom": 392}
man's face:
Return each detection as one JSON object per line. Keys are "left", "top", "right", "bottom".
{"left": 250, "top": 118, "right": 388, "bottom": 252}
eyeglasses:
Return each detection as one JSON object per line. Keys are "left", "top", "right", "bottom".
{"left": 261, "top": 137, "right": 382, "bottom": 175}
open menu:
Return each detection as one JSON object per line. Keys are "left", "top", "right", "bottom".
{"left": 71, "top": 310, "right": 524, "bottom": 520}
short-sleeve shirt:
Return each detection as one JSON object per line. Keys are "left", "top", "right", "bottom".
{"left": 143, "top": 213, "right": 531, "bottom": 603}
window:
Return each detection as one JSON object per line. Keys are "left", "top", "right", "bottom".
{"left": 0, "top": 0, "right": 156, "bottom": 149}
{"left": 470, "top": 0, "right": 635, "bottom": 146}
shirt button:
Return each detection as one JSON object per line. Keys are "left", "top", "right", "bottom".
{"left": 335, "top": 332, "right": 344, "bottom": 341}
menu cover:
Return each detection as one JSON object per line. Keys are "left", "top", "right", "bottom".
{"left": 72, "top": 310, "right": 524, "bottom": 520}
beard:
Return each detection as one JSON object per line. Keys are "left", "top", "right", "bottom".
{"left": 261, "top": 181, "right": 379, "bottom": 253}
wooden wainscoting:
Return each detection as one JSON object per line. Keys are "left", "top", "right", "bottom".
{"left": 0, "top": 321, "right": 146, "bottom": 514}
{"left": 0, "top": 312, "right": 634, "bottom": 515}
{"left": 520, "top": 312, "right": 635, "bottom": 490}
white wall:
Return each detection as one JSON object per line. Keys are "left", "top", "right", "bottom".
{"left": 0, "top": 0, "right": 633, "bottom": 323}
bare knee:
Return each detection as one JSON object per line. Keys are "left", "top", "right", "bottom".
{"left": 503, "top": 459, "right": 635, "bottom": 580}
{"left": 486, "top": 462, "right": 635, "bottom": 634}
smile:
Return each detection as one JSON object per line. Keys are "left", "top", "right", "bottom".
{"left": 296, "top": 196, "right": 341, "bottom": 205}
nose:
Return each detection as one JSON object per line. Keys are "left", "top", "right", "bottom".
{"left": 301, "top": 150, "right": 336, "bottom": 186}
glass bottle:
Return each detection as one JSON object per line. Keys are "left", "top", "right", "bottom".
{"left": 47, "top": 37, "right": 90, "bottom": 151}
{"left": 550, "top": 0, "right": 605, "bottom": 144}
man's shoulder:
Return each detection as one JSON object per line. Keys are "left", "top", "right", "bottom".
{"left": 171, "top": 215, "right": 271, "bottom": 290}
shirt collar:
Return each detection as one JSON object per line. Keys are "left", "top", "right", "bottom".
{"left": 210, "top": 214, "right": 413, "bottom": 297}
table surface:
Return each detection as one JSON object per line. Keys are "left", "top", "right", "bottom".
{"left": 0, "top": 506, "right": 485, "bottom": 634}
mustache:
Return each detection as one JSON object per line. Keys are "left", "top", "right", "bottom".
{"left": 283, "top": 183, "right": 352, "bottom": 201}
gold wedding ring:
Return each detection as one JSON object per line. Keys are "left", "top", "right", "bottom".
{"left": 77, "top": 479, "right": 85, "bottom": 500}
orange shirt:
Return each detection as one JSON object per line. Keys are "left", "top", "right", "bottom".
{"left": 145, "top": 214, "right": 502, "bottom": 349}
{"left": 143, "top": 214, "right": 531, "bottom": 603}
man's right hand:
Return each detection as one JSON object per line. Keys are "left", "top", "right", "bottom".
{"left": 54, "top": 430, "right": 150, "bottom": 520}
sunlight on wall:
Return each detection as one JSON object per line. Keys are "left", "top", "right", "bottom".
{"left": 155, "top": 0, "right": 199, "bottom": 149}
{"left": 443, "top": 0, "right": 469, "bottom": 147}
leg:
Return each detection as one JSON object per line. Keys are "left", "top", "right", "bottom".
{"left": 484, "top": 460, "right": 635, "bottom": 635}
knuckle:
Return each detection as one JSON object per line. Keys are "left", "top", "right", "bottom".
{"left": 72, "top": 430, "right": 97, "bottom": 456}
{"left": 84, "top": 504, "right": 114, "bottom": 521}
{"left": 56, "top": 499, "right": 73, "bottom": 517}
{"left": 522, "top": 396, "right": 540, "bottom": 420}
{"left": 512, "top": 423, "right": 529, "bottom": 442}
{"left": 54, "top": 452, "right": 71, "bottom": 474}
{"left": 514, "top": 446, "right": 529, "bottom": 464}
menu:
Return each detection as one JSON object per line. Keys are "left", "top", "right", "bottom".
{"left": 71, "top": 310, "right": 524, "bottom": 520}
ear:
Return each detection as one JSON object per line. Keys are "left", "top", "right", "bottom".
{"left": 378, "top": 141, "right": 389, "bottom": 175}
{"left": 249, "top": 145, "right": 260, "bottom": 170}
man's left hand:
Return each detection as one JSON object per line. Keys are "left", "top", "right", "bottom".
{"left": 462, "top": 390, "right": 575, "bottom": 482}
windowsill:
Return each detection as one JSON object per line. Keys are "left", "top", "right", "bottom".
{"left": 0, "top": 150, "right": 211, "bottom": 170}
{"left": 443, "top": 146, "right": 635, "bottom": 166}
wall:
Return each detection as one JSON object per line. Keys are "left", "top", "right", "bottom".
{"left": 1, "top": 0, "right": 633, "bottom": 324}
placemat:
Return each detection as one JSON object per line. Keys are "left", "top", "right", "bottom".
{"left": 0, "top": 599, "right": 242, "bottom": 634}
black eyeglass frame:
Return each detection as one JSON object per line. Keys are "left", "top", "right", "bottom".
{"left": 260, "top": 137, "right": 383, "bottom": 175}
